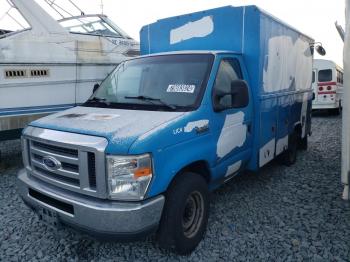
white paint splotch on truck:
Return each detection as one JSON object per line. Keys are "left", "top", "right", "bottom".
{"left": 217, "top": 112, "right": 247, "bottom": 158}
{"left": 276, "top": 135, "right": 289, "bottom": 156}
{"left": 259, "top": 138, "right": 276, "bottom": 167}
{"left": 18, "top": 5, "right": 314, "bottom": 255}
{"left": 184, "top": 120, "right": 209, "bottom": 133}
{"left": 170, "top": 16, "right": 214, "bottom": 45}
{"left": 225, "top": 160, "right": 242, "bottom": 177}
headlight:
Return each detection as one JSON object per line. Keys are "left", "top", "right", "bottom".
{"left": 107, "top": 154, "right": 152, "bottom": 200}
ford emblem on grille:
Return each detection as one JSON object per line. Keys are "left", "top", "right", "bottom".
{"left": 42, "top": 156, "right": 61, "bottom": 171}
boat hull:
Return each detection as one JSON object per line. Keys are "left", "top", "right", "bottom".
{"left": 0, "top": 63, "right": 116, "bottom": 140}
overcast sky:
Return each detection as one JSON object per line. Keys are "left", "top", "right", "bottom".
{"left": 1, "top": 0, "right": 345, "bottom": 66}
{"left": 72, "top": 0, "right": 346, "bottom": 66}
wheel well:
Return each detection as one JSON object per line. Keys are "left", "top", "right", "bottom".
{"left": 181, "top": 161, "right": 211, "bottom": 183}
{"left": 167, "top": 161, "right": 211, "bottom": 191}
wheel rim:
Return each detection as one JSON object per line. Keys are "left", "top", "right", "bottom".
{"left": 182, "top": 191, "right": 205, "bottom": 238}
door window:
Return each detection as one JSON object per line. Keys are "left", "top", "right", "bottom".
{"left": 213, "top": 58, "right": 243, "bottom": 109}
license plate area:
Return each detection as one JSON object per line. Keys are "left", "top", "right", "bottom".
{"left": 37, "top": 207, "right": 60, "bottom": 228}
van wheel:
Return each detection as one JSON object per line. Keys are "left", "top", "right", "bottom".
{"left": 330, "top": 105, "right": 341, "bottom": 115}
{"left": 333, "top": 107, "right": 341, "bottom": 115}
{"left": 157, "top": 172, "right": 209, "bottom": 255}
{"left": 280, "top": 132, "right": 297, "bottom": 166}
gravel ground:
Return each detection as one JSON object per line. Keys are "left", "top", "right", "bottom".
{"left": 1, "top": 114, "right": 350, "bottom": 261}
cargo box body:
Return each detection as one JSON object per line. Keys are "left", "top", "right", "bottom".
{"left": 140, "top": 5, "right": 314, "bottom": 170}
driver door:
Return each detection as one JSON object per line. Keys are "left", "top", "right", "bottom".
{"left": 211, "top": 56, "right": 253, "bottom": 178}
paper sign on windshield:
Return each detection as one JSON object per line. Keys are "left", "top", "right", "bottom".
{"left": 167, "top": 84, "right": 196, "bottom": 93}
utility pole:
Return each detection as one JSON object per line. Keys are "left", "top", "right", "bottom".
{"left": 342, "top": 0, "right": 350, "bottom": 200}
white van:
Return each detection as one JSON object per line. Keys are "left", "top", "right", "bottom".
{"left": 312, "top": 59, "right": 344, "bottom": 114}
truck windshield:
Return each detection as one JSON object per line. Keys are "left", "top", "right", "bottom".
{"left": 84, "top": 54, "right": 214, "bottom": 111}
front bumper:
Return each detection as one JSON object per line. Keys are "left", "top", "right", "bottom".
{"left": 17, "top": 169, "right": 165, "bottom": 239}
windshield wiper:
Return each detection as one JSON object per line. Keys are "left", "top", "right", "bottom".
{"left": 124, "top": 95, "right": 177, "bottom": 110}
{"left": 84, "top": 97, "right": 111, "bottom": 106}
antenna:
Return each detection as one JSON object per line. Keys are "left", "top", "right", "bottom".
{"left": 100, "top": 0, "right": 104, "bottom": 15}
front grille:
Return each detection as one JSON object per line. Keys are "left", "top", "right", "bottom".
{"left": 32, "top": 141, "right": 78, "bottom": 157}
{"left": 34, "top": 166, "right": 80, "bottom": 187}
{"left": 62, "top": 162, "right": 79, "bottom": 173}
{"left": 27, "top": 138, "right": 99, "bottom": 196}
{"left": 32, "top": 154, "right": 79, "bottom": 173}
{"left": 88, "top": 152, "right": 96, "bottom": 189}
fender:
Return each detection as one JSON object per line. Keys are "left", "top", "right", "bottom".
{"left": 146, "top": 132, "right": 215, "bottom": 197}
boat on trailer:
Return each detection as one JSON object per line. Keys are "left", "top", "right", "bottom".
{"left": 0, "top": 0, "right": 139, "bottom": 142}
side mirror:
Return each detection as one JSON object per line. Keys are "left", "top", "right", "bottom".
{"left": 231, "top": 80, "right": 249, "bottom": 108}
{"left": 310, "top": 43, "right": 326, "bottom": 56}
{"left": 213, "top": 89, "right": 231, "bottom": 111}
{"left": 316, "top": 45, "right": 326, "bottom": 56}
{"left": 93, "top": 83, "right": 100, "bottom": 93}
{"left": 213, "top": 80, "right": 249, "bottom": 111}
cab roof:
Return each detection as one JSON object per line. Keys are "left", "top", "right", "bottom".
{"left": 137, "top": 50, "right": 242, "bottom": 59}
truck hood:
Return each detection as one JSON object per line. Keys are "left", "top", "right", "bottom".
{"left": 30, "top": 106, "right": 185, "bottom": 153}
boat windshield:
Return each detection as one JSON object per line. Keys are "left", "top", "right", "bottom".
{"left": 59, "top": 15, "right": 128, "bottom": 38}
{"left": 0, "top": 0, "right": 30, "bottom": 37}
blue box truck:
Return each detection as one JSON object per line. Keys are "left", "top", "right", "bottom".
{"left": 18, "top": 5, "right": 314, "bottom": 254}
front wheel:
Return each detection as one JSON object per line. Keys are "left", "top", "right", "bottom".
{"left": 157, "top": 172, "right": 209, "bottom": 255}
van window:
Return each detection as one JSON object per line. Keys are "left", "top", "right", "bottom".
{"left": 338, "top": 71, "right": 344, "bottom": 84}
{"left": 213, "top": 58, "right": 243, "bottom": 109}
{"left": 341, "top": 72, "right": 344, "bottom": 84}
{"left": 318, "top": 69, "right": 332, "bottom": 82}
{"left": 312, "top": 71, "right": 315, "bottom": 83}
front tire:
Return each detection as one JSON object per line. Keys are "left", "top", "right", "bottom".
{"left": 157, "top": 172, "right": 209, "bottom": 255}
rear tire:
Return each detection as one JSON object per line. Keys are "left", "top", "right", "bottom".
{"left": 333, "top": 107, "right": 341, "bottom": 115}
{"left": 280, "top": 131, "right": 298, "bottom": 166}
{"left": 330, "top": 105, "right": 341, "bottom": 115}
{"left": 338, "top": 101, "right": 342, "bottom": 114}
{"left": 157, "top": 172, "right": 209, "bottom": 255}
{"left": 298, "top": 135, "right": 308, "bottom": 150}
